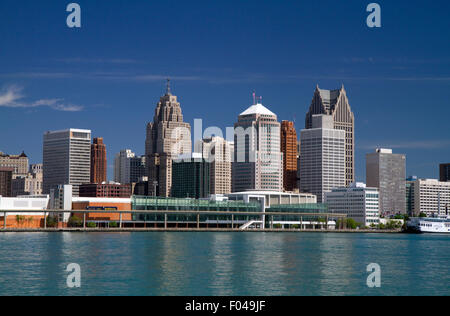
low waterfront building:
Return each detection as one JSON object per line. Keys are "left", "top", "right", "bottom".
{"left": 79, "top": 182, "right": 131, "bottom": 198}
{"left": 72, "top": 197, "right": 132, "bottom": 222}
{"left": 406, "top": 178, "right": 450, "bottom": 217}
{"left": 0, "top": 195, "right": 49, "bottom": 228}
{"left": 131, "top": 195, "right": 330, "bottom": 229}
{"left": 325, "top": 183, "right": 380, "bottom": 227}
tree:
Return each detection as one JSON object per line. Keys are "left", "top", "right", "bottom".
{"left": 68, "top": 216, "right": 82, "bottom": 228}
{"left": 346, "top": 218, "right": 359, "bottom": 230}
{"left": 419, "top": 212, "right": 427, "bottom": 218}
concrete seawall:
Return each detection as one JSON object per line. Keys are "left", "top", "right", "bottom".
{"left": 0, "top": 228, "right": 403, "bottom": 233}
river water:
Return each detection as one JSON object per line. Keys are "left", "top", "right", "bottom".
{"left": 0, "top": 232, "right": 448, "bottom": 296}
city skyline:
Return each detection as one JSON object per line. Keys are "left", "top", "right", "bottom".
{"left": 0, "top": 1, "right": 449, "bottom": 182}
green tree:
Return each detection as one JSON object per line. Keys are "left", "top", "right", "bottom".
{"left": 68, "top": 216, "right": 82, "bottom": 228}
{"left": 46, "top": 216, "right": 58, "bottom": 228}
{"left": 346, "top": 218, "right": 359, "bottom": 229}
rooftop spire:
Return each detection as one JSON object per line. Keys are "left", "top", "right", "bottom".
{"left": 166, "top": 78, "right": 172, "bottom": 95}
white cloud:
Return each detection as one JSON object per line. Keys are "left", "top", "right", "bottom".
{"left": 0, "top": 85, "right": 83, "bottom": 112}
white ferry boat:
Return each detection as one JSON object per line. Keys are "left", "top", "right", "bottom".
{"left": 406, "top": 215, "right": 450, "bottom": 234}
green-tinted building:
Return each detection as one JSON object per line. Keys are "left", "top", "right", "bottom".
{"left": 171, "top": 154, "right": 210, "bottom": 199}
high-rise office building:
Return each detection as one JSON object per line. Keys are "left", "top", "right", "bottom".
{"left": 325, "top": 183, "right": 380, "bottom": 227}
{"left": 232, "top": 99, "right": 283, "bottom": 192}
{"left": 91, "top": 137, "right": 107, "bottom": 183}
{"left": 145, "top": 80, "right": 192, "bottom": 197}
{"left": 43, "top": 129, "right": 91, "bottom": 197}
{"left": 440, "top": 163, "right": 450, "bottom": 182}
{"left": 305, "top": 85, "right": 355, "bottom": 186}
{"left": 114, "top": 149, "right": 146, "bottom": 184}
{"left": 196, "top": 136, "right": 233, "bottom": 195}
{"left": 366, "top": 148, "right": 406, "bottom": 215}
{"left": 171, "top": 153, "right": 210, "bottom": 199}
{"left": 406, "top": 178, "right": 450, "bottom": 217}
{"left": 299, "top": 115, "right": 346, "bottom": 203}
{"left": 0, "top": 168, "right": 13, "bottom": 197}
{"left": 0, "top": 151, "right": 29, "bottom": 177}
{"left": 281, "top": 121, "right": 298, "bottom": 192}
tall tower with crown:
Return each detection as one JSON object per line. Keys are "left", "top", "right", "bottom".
{"left": 304, "top": 85, "right": 355, "bottom": 186}
{"left": 145, "top": 79, "right": 192, "bottom": 197}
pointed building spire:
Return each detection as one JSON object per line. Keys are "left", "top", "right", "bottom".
{"left": 166, "top": 78, "right": 172, "bottom": 95}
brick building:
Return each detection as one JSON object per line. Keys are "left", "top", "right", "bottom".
{"left": 91, "top": 137, "right": 107, "bottom": 183}
{"left": 281, "top": 121, "right": 298, "bottom": 192}
{"left": 79, "top": 183, "right": 131, "bottom": 198}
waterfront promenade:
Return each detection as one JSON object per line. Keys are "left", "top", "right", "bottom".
{"left": 1, "top": 227, "right": 402, "bottom": 233}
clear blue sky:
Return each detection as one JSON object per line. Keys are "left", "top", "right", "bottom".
{"left": 0, "top": 0, "right": 449, "bottom": 181}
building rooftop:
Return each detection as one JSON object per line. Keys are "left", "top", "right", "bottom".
{"left": 240, "top": 103, "right": 276, "bottom": 117}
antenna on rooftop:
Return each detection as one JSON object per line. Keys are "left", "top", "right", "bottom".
{"left": 166, "top": 78, "right": 171, "bottom": 95}
{"left": 252, "top": 91, "right": 256, "bottom": 105}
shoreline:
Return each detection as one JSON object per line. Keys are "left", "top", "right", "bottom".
{"left": 0, "top": 228, "right": 403, "bottom": 233}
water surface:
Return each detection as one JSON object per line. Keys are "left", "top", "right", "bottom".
{"left": 0, "top": 232, "right": 448, "bottom": 296}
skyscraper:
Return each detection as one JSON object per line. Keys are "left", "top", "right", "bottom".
{"left": 232, "top": 98, "right": 283, "bottom": 192}
{"left": 145, "top": 80, "right": 192, "bottom": 197}
{"left": 299, "top": 115, "right": 346, "bottom": 203}
{"left": 366, "top": 148, "right": 406, "bottom": 215}
{"left": 281, "top": 121, "right": 298, "bottom": 192}
{"left": 305, "top": 85, "right": 355, "bottom": 186}
{"left": 113, "top": 149, "right": 146, "bottom": 184}
{"left": 171, "top": 153, "right": 210, "bottom": 199}
{"left": 91, "top": 137, "right": 107, "bottom": 183}
{"left": 43, "top": 129, "right": 91, "bottom": 197}
{"left": 440, "top": 163, "right": 450, "bottom": 182}
{"left": 196, "top": 136, "right": 233, "bottom": 195}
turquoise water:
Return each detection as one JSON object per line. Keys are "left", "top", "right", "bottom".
{"left": 0, "top": 232, "right": 448, "bottom": 296}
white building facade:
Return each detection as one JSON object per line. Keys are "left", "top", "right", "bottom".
{"left": 232, "top": 102, "right": 283, "bottom": 192}
{"left": 196, "top": 136, "right": 234, "bottom": 195}
{"left": 325, "top": 183, "right": 380, "bottom": 227}
{"left": 299, "top": 115, "right": 345, "bottom": 203}
{"left": 43, "top": 129, "right": 91, "bottom": 197}
{"left": 407, "top": 179, "right": 450, "bottom": 217}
